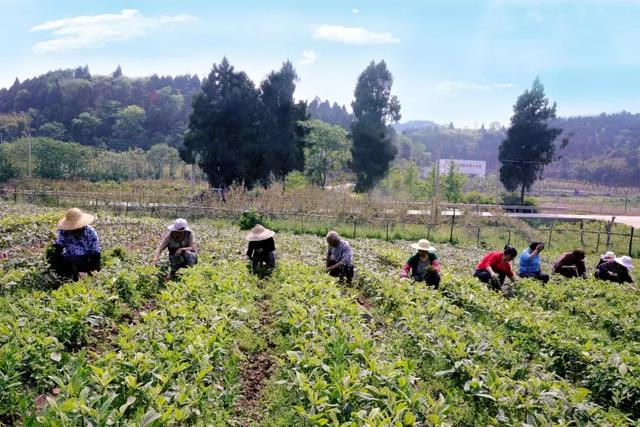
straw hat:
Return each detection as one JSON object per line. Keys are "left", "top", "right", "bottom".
{"left": 167, "top": 218, "right": 191, "bottom": 232}
{"left": 58, "top": 208, "right": 95, "bottom": 231}
{"left": 245, "top": 224, "right": 275, "bottom": 242}
{"left": 614, "top": 256, "right": 634, "bottom": 270}
{"left": 411, "top": 239, "right": 435, "bottom": 252}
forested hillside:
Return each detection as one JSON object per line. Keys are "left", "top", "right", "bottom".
{"left": 2, "top": 66, "right": 639, "bottom": 187}
{"left": 401, "top": 113, "right": 640, "bottom": 186}
{"left": 0, "top": 66, "right": 200, "bottom": 150}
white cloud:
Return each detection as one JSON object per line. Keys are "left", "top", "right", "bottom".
{"left": 352, "top": 8, "right": 359, "bottom": 14}
{"left": 29, "top": 9, "right": 195, "bottom": 53}
{"left": 300, "top": 50, "right": 318, "bottom": 65}
{"left": 528, "top": 10, "right": 544, "bottom": 22}
{"left": 435, "top": 80, "right": 515, "bottom": 95}
{"left": 312, "top": 25, "right": 399, "bottom": 45}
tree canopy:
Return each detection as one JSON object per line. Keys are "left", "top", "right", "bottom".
{"left": 0, "top": 66, "right": 201, "bottom": 150}
{"left": 350, "top": 60, "right": 401, "bottom": 193}
{"left": 182, "top": 58, "right": 307, "bottom": 188}
{"left": 499, "top": 78, "right": 564, "bottom": 203}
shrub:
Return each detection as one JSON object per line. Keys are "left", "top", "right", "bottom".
{"left": 239, "top": 209, "right": 263, "bottom": 230}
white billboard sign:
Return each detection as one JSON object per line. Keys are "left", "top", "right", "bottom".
{"left": 438, "top": 159, "right": 486, "bottom": 177}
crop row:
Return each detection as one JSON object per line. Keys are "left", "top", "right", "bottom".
{"left": 261, "top": 262, "right": 450, "bottom": 426}
{"left": 440, "top": 275, "right": 640, "bottom": 419}
{"left": 354, "top": 270, "right": 632, "bottom": 425}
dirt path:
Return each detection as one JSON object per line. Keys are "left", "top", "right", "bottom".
{"left": 236, "top": 294, "right": 275, "bottom": 426}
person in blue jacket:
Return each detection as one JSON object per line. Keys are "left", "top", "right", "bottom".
{"left": 518, "top": 241, "right": 549, "bottom": 284}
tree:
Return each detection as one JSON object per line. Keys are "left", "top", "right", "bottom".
{"left": 499, "top": 78, "right": 565, "bottom": 204}
{"left": 299, "top": 119, "right": 351, "bottom": 188}
{"left": 350, "top": 60, "right": 401, "bottom": 192}
{"left": 0, "top": 148, "right": 19, "bottom": 182}
{"left": 146, "top": 86, "right": 184, "bottom": 135}
{"left": 112, "top": 105, "right": 146, "bottom": 150}
{"left": 182, "top": 58, "right": 262, "bottom": 187}
{"left": 71, "top": 112, "right": 102, "bottom": 145}
{"left": 259, "top": 61, "right": 308, "bottom": 186}
{"left": 38, "top": 121, "right": 67, "bottom": 140}
{"left": 146, "top": 143, "right": 171, "bottom": 179}
{"left": 112, "top": 65, "right": 123, "bottom": 78}
{"left": 441, "top": 161, "right": 466, "bottom": 202}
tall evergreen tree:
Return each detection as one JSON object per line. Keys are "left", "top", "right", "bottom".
{"left": 499, "top": 78, "right": 565, "bottom": 204}
{"left": 350, "top": 60, "right": 401, "bottom": 192}
{"left": 181, "top": 58, "right": 262, "bottom": 187}
{"left": 259, "top": 61, "right": 308, "bottom": 186}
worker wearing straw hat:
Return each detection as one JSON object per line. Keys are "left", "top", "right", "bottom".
{"left": 595, "top": 255, "right": 634, "bottom": 284}
{"left": 400, "top": 239, "right": 441, "bottom": 289}
{"left": 49, "top": 208, "right": 101, "bottom": 281}
{"left": 244, "top": 224, "right": 276, "bottom": 274}
{"left": 153, "top": 218, "right": 197, "bottom": 278}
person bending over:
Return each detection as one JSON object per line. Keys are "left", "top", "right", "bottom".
{"left": 553, "top": 249, "right": 587, "bottom": 278}
{"left": 519, "top": 241, "right": 549, "bottom": 284}
{"left": 400, "top": 239, "right": 441, "bottom": 289}
{"left": 153, "top": 218, "right": 197, "bottom": 278}
{"left": 474, "top": 245, "right": 518, "bottom": 295}
{"left": 49, "top": 208, "right": 101, "bottom": 281}
{"left": 326, "top": 230, "right": 354, "bottom": 284}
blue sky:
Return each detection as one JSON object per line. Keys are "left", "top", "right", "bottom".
{"left": 1, "top": 0, "right": 639, "bottom": 126}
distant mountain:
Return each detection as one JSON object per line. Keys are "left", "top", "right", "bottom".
{"left": 392, "top": 120, "right": 439, "bottom": 133}
{"left": 400, "top": 112, "right": 640, "bottom": 186}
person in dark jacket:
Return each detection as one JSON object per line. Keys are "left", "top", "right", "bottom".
{"left": 400, "top": 239, "right": 441, "bottom": 289}
{"left": 245, "top": 224, "right": 276, "bottom": 274}
{"left": 49, "top": 208, "right": 101, "bottom": 281}
{"left": 595, "top": 256, "right": 634, "bottom": 284}
{"left": 553, "top": 249, "right": 587, "bottom": 278}
{"left": 596, "top": 251, "right": 616, "bottom": 268}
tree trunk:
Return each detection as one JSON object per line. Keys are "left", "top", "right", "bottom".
{"left": 321, "top": 171, "right": 326, "bottom": 190}
{"left": 520, "top": 183, "right": 525, "bottom": 205}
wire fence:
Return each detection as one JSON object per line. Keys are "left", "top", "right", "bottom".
{"left": 2, "top": 188, "right": 637, "bottom": 257}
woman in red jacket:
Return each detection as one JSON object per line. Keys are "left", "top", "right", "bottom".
{"left": 474, "top": 245, "right": 518, "bottom": 291}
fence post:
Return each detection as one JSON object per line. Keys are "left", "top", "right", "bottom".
{"left": 386, "top": 221, "right": 390, "bottom": 241}
{"left": 449, "top": 209, "right": 456, "bottom": 243}
{"left": 353, "top": 218, "right": 357, "bottom": 239}
{"left": 596, "top": 226, "right": 601, "bottom": 252}
{"left": 629, "top": 227, "right": 635, "bottom": 257}
{"left": 476, "top": 226, "right": 481, "bottom": 246}
{"left": 507, "top": 228, "right": 511, "bottom": 245}
{"left": 548, "top": 224, "right": 553, "bottom": 248}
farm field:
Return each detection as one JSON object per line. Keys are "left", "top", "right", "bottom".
{"left": 1, "top": 203, "right": 639, "bottom": 426}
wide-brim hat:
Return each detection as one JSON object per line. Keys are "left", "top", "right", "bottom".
{"left": 167, "top": 218, "right": 191, "bottom": 232}
{"left": 411, "top": 239, "right": 435, "bottom": 252}
{"left": 614, "top": 256, "right": 634, "bottom": 269}
{"left": 245, "top": 224, "right": 275, "bottom": 242}
{"left": 58, "top": 208, "right": 95, "bottom": 231}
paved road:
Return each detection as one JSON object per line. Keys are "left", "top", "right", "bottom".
{"left": 406, "top": 209, "right": 640, "bottom": 228}
{"left": 508, "top": 213, "right": 640, "bottom": 228}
